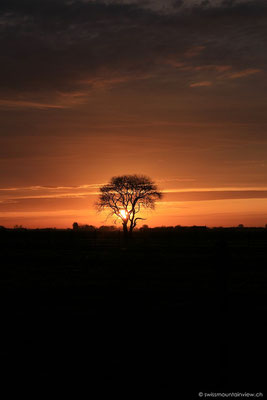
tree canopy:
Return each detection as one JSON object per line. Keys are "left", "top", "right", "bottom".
{"left": 97, "top": 174, "right": 162, "bottom": 236}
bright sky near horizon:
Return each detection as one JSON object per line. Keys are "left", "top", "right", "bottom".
{"left": 1, "top": 0, "right": 267, "bottom": 228}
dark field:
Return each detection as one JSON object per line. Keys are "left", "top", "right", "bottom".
{"left": 1, "top": 226, "right": 266, "bottom": 396}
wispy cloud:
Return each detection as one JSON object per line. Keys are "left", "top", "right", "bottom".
{"left": 188, "top": 67, "right": 261, "bottom": 87}
{"left": 163, "top": 187, "right": 267, "bottom": 193}
{"left": 0, "top": 184, "right": 103, "bottom": 192}
{"left": 2, "top": 185, "right": 267, "bottom": 205}
{"left": 194, "top": 65, "right": 232, "bottom": 73}
{"left": 0, "top": 90, "right": 89, "bottom": 109}
{"left": 156, "top": 178, "right": 196, "bottom": 183}
{"left": 0, "top": 209, "right": 96, "bottom": 218}
{"left": 0, "top": 184, "right": 104, "bottom": 202}
{"left": 0, "top": 99, "right": 65, "bottom": 109}
{"left": 190, "top": 81, "right": 212, "bottom": 88}
{"left": 161, "top": 188, "right": 267, "bottom": 202}
{"left": 228, "top": 68, "right": 262, "bottom": 79}
{"left": 0, "top": 193, "right": 98, "bottom": 202}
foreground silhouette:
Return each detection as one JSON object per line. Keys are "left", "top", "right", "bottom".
{"left": 0, "top": 226, "right": 266, "bottom": 394}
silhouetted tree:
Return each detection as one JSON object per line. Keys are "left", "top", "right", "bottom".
{"left": 97, "top": 175, "right": 162, "bottom": 238}
{"left": 81, "top": 224, "right": 96, "bottom": 232}
{"left": 73, "top": 222, "right": 79, "bottom": 231}
{"left": 140, "top": 224, "right": 149, "bottom": 231}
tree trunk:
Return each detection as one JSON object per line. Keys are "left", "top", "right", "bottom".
{"left": 128, "top": 216, "right": 135, "bottom": 239}
{"left": 123, "top": 222, "right": 128, "bottom": 240}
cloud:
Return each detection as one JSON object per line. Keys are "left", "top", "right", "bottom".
{"left": 193, "top": 64, "right": 232, "bottom": 72}
{"left": 190, "top": 81, "right": 212, "bottom": 87}
{"left": 156, "top": 177, "right": 197, "bottom": 183}
{"left": 162, "top": 188, "right": 267, "bottom": 202}
{"left": 2, "top": 183, "right": 267, "bottom": 204}
{"left": 0, "top": 184, "right": 103, "bottom": 192}
{"left": 0, "top": 209, "right": 95, "bottom": 218}
{"left": 0, "top": 99, "right": 66, "bottom": 109}
{"left": 0, "top": 0, "right": 266, "bottom": 106}
{"left": 228, "top": 68, "right": 262, "bottom": 79}
{"left": 0, "top": 183, "right": 104, "bottom": 197}
{"left": 0, "top": 183, "right": 104, "bottom": 203}
{"left": 163, "top": 186, "right": 267, "bottom": 193}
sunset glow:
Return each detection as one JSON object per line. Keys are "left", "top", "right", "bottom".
{"left": 118, "top": 209, "right": 129, "bottom": 221}
{"left": 1, "top": 1, "right": 267, "bottom": 229}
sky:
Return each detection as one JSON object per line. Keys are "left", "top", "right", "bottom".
{"left": 1, "top": 0, "right": 267, "bottom": 228}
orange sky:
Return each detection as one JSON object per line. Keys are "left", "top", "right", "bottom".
{"left": 1, "top": 183, "right": 267, "bottom": 228}
{"left": 1, "top": 0, "right": 267, "bottom": 228}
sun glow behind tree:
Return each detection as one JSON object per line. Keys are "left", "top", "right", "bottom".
{"left": 118, "top": 209, "right": 129, "bottom": 221}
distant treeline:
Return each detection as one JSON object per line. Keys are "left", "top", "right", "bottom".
{"left": 1, "top": 223, "right": 267, "bottom": 241}
{"left": 1, "top": 222, "right": 267, "bottom": 233}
